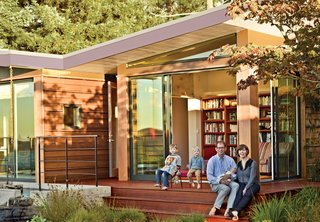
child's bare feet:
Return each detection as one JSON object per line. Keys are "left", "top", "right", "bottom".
{"left": 209, "top": 207, "right": 216, "bottom": 216}
{"left": 197, "top": 183, "right": 201, "bottom": 189}
{"left": 191, "top": 183, "right": 195, "bottom": 187}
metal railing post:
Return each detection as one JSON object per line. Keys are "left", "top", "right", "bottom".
{"left": 65, "top": 137, "right": 69, "bottom": 189}
{"left": 95, "top": 136, "right": 98, "bottom": 187}
{"left": 38, "top": 137, "right": 42, "bottom": 191}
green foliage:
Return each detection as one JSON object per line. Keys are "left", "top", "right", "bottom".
{"left": 286, "top": 187, "right": 320, "bottom": 222}
{"left": 220, "top": 0, "right": 320, "bottom": 97}
{"left": 114, "top": 208, "right": 147, "bottom": 222}
{"left": 0, "top": 0, "right": 224, "bottom": 54}
{"left": 34, "top": 189, "right": 88, "bottom": 222}
{"left": 249, "top": 195, "right": 288, "bottom": 222}
{"left": 28, "top": 215, "right": 50, "bottom": 222}
{"left": 179, "top": 213, "right": 205, "bottom": 222}
{"left": 65, "top": 207, "right": 116, "bottom": 222}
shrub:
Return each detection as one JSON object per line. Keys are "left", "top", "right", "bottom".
{"left": 114, "top": 208, "right": 146, "bottom": 222}
{"left": 286, "top": 187, "right": 320, "bottom": 222}
{"left": 249, "top": 195, "right": 288, "bottom": 222}
{"left": 34, "top": 189, "right": 87, "bottom": 222}
{"left": 65, "top": 206, "right": 117, "bottom": 222}
{"left": 179, "top": 214, "right": 205, "bottom": 222}
{"left": 28, "top": 215, "right": 50, "bottom": 222}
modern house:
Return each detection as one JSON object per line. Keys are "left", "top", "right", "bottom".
{"left": 0, "top": 4, "right": 315, "bottom": 185}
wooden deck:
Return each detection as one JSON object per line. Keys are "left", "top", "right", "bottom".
{"left": 75, "top": 178, "right": 320, "bottom": 221}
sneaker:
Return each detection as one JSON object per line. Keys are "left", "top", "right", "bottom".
{"left": 161, "top": 186, "right": 168, "bottom": 190}
{"left": 197, "top": 184, "right": 201, "bottom": 189}
{"left": 154, "top": 184, "right": 160, "bottom": 187}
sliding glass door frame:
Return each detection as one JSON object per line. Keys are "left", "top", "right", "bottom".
{"left": 129, "top": 75, "right": 172, "bottom": 180}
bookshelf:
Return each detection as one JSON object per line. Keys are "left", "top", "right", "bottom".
{"left": 201, "top": 96, "right": 238, "bottom": 159}
{"left": 259, "top": 94, "right": 271, "bottom": 142}
{"left": 259, "top": 93, "right": 272, "bottom": 175}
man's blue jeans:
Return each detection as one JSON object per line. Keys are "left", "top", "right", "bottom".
{"left": 210, "top": 181, "right": 239, "bottom": 209}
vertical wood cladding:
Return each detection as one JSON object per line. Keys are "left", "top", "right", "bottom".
{"left": 42, "top": 76, "right": 109, "bottom": 182}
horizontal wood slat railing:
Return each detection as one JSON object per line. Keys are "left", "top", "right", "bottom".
{"left": 36, "top": 135, "right": 99, "bottom": 190}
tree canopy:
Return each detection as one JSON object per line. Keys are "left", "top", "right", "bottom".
{"left": 0, "top": 0, "right": 222, "bottom": 54}
{"left": 212, "top": 0, "right": 319, "bottom": 98}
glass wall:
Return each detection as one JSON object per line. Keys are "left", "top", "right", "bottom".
{"left": 0, "top": 79, "right": 35, "bottom": 181}
{"left": 129, "top": 76, "right": 170, "bottom": 180}
{"left": 272, "top": 78, "right": 300, "bottom": 179}
{"left": 0, "top": 84, "right": 11, "bottom": 176}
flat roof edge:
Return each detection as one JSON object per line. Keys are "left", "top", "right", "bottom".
{"left": 0, "top": 50, "right": 64, "bottom": 69}
{"left": 63, "top": 5, "right": 231, "bottom": 69}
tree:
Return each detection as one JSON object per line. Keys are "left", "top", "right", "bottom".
{"left": 0, "top": 0, "right": 224, "bottom": 54}
{"left": 209, "top": 0, "right": 320, "bottom": 98}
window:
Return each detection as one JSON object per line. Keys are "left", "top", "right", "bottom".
{"left": 63, "top": 104, "right": 82, "bottom": 129}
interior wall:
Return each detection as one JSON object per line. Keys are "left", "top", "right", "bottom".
{"left": 188, "top": 110, "right": 201, "bottom": 159}
{"left": 193, "top": 70, "right": 237, "bottom": 98}
{"left": 172, "top": 98, "right": 188, "bottom": 169}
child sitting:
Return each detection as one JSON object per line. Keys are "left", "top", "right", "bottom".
{"left": 187, "top": 146, "right": 205, "bottom": 189}
{"left": 154, "top": 144, "right": 181, "bottom": 190}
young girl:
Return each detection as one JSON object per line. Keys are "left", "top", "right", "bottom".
{"left": 154, "top": 144, "right": 181, "bottom": 190}
{"left": 187, "top": 146, "right": 204, "bottom": 189}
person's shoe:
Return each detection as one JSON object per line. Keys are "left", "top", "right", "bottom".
{"left": 191, "top": 183, "right": 195, "bottom": 187}
{"left": 161, "top": 186, "right": 168, "bottom": 190}
{"left": 231, "top": 211, "right": 239, "bottom": 221}
{"left": 154, "top": 184, "right": 160, "bottom": 187}
{"left": 197, "top": 183, "right": 201, "bottom": 189}
{"left": 208, "top": 207, "right": 216, "bottom": 216}
{"left": 224, "top": 208, "right": 231, "bottom": 217}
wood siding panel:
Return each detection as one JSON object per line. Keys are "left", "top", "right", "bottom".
{"left": 41, "top": 76, "right": 109, "bottom": 182}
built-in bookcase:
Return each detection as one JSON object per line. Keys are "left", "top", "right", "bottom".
{"left": 259, "top": 93, "right": 272, "bottom": 175}
{"left": 201, "top": 96, "right": 238, "bottom": 159}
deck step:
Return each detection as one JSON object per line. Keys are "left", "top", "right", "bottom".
{"left": 110, "top": 186, "right": 217, "bottom": 202}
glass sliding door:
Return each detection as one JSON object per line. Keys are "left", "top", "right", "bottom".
{"left": 0, "top": 84, "right": 11, "bottom": 177}
{"left": 129, "top": 76, "right": 171, "bottom": 180}
{"left": 14, "top": 80, "right": 35, "bottom": 179}
{"left": 272, "top": 78, "right": 300, "bottom": 179}
{"left": 0, "top": 80, "right": 35, "bottom": 181}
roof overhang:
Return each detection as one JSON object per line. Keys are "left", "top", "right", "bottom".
{"left": 0, "top": 4, "right": 282, "bottom": 74}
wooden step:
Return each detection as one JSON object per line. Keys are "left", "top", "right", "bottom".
{"left": 104, "top": 183, "right": 254, "bottom": 221}
{"left": 105, "top": 196, "right": 212, "bottom": 214}
{"left": 111, "top": 187, "right": 217, "bottom": 202}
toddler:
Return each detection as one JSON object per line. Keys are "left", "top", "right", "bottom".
{"left": 187, "top": 146, "right": 204, "bottom": 189}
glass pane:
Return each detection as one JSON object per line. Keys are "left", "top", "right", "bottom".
{"left": 130, "top": 77, "right": 164, "bottom": 180}
{"left": 14, "top": 81, "right": 35, "bottom": 179}
{"left": 273, "top": 78, "right": 299, "bottom": 179}
{"left": 0, "top": 84, "right": 11, "bottom": 177}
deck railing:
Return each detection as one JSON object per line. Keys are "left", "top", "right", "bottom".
{"left": 36, "top": 135, "right": 99, "bottom": 190}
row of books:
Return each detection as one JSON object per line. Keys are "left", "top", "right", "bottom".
{"left": 204, "top": 135, "right": 224, "bottom": 145}
{"left": 205, "top": 111, "right": 224, "bottom": 120}
{"left": 204, "top": 123, "right": 224, "bottom": 133}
